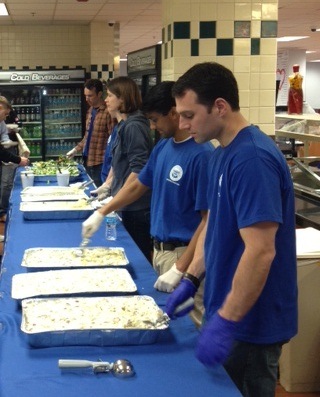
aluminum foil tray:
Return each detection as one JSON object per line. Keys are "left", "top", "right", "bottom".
{"left": 21, "top": 296, "right": 169, "bottom": 347}
{"left": 21, "top": 186, "right": 89, "bottom": 202}
{"left": 21, "top": 247, "right": 129, "bottom": 269}
{"left": 12, "top": 268, "right": 137, "bottom": 300}
{"left": 33, "top": 174, "right": 80, "bottom": 183}
{"left": 20, "top": 200, "right": 94, "bottom": 220}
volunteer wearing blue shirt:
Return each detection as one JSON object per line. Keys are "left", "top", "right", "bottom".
{"left": 165, "top": 62, "right": 298, "bottom": 397}
{"left": 82, "top": 81, "right": 214, "bottom": 327}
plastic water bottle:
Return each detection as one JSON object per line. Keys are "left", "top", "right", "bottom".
{"left": 105, "top": 212, "right": 117, "bottom": 241}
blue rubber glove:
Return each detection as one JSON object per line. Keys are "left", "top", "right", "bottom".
{"left": 195, "top": 312, "right": 238, "bottom": 367}
{"left": 165, "top": 279, "right": 197, "bottom": 319}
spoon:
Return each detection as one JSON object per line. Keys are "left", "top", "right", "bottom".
{"left": 58, "top": 358, "right": 135, "bottom": 377}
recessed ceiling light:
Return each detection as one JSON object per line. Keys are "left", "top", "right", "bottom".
{"left": 277, "top": 36, "right": 309, "bottom": 42}
{"left": 0, "top": 3, "right": 9, "bottom": 16}
{"left": 310, "top": 59, "right": 320, "bottom": 62}
{"left": 306, "top": 51, "right": 316, "bottom": 54}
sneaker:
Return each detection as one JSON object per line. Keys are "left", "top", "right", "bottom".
{"left": 0, "top": 235, "right": 4, "bottom": 242}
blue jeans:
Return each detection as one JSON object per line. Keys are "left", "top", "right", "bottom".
{"left": 223, "top": 341, "right": 284, "bottom": 397}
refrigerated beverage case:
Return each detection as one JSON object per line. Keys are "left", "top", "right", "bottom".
{"left": 0, "top": 69, "right": 85, "bottom": 161}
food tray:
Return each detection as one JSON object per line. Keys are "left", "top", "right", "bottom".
{"left": 20, "top": 200, "right": 94, "bottom": 220}
{"left": 21, "top": 186, "right": 89, "bottom": 202}
{"left": 33, "top": 174, "right": 80, "bottom": 183}
{"left": 30, "top": 160, "right": 81, "bottom": 183}
{"left": 12, "top": 268, "right": 137, "bottom": 299}
{"left": 21, "top": 296, "right": 169, "bottom": 347}
{"left": 21, "top": 247, "right": 129, "bottom": 269}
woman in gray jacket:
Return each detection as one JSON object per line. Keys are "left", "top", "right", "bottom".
{"left": 83, "top": 77, "right": 153, "bottom": 262}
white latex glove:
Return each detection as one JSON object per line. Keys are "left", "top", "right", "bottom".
{"left": 2, "top": 140, "right": 18, "bottom": 148}
{"left": 91, "top": 183, "right": 111, "bottom": 200}
{"left": 82, "top": 210, "right": 104, "bottom": 239}
{"left": 66, "top": 148, "right": 76, "bottom": 158}
{"left": 154, "top": 263, "right": 184, "bottom": 293}
{"left": 6, "top": 124, "right": 20, "bottom": 133}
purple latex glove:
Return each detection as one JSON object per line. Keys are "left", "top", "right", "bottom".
{"left": 165, "top": 279, "right": 197, "bottom": 319}
{"left": 195, "top": 312, "right": 238, "bottom": 367}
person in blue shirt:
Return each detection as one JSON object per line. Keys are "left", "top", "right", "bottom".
{"left": 165, "top": 62, "right": 298, "bottom": 397}
{"left": 82, "top": 81, "right": 214, "bottom": 327}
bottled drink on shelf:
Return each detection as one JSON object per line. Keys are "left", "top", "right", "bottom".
{"left": 25, "top": 108, "right": 30, "bottom": 122}
{"left": 35, "top": 107, "right": 41, "bottom": 121}
{"left": 30, "top": 107, "right": 35, "bottom": 121}
{"left": 20, "top": 108, "right": 26, "bottom": 122}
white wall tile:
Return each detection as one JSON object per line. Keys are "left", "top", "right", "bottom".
{"left": 217, "top": 21, "right": 234, "bottom": 37}
{"left": 199, "top": 39, "right": 217, "bottom": 56}
{"left": 235, "top": 3, "right": 252, "bottom": 20}
{"left": 234, "top": 38, "right": 250, "bottom": 55}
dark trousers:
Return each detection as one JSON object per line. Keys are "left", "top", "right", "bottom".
{"left": 224, "top": 340, "right": 284, "bottom": 397}
{"left": 120, "top": 209, "right": 152, "bottom": 263}
{"left": 85, "top": 163, "right": 103, "bottom": 188}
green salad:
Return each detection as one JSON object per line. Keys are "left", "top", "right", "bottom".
{"left": 31, "top": 158, "right": 80, "bottom": 176}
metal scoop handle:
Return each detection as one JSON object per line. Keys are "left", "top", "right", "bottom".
{"left": 174, "top": 297, "right": 194, "bottom": 315}
{"left": 58, "top": 359, "right": 111, "bottom": 369}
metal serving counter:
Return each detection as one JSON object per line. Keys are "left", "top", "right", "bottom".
{"left": 291, "top": 157, "right": 320, "bottom": 229}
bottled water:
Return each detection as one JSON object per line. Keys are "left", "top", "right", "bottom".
{"left": 105, "top": 212, "right": 117, "bottom": 241}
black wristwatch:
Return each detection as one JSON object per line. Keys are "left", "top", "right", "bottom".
{"left": 183, "top": 272, "right": 203, "bottom": 289}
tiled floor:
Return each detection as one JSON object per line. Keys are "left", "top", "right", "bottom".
{"left": 276, "top": 383, "right": 320, "bottom": 396}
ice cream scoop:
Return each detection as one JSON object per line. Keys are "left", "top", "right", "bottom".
{"left": 58, "top": 358, "right": 135, "bottom": 377}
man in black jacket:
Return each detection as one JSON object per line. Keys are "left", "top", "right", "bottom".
{"left": 0, "top": 96, "right": 29, "bottom": 240}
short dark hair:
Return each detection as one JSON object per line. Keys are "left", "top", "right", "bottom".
{"left": 84, "top": 78, "right": 103, "bottom": 94}
{"left": 107, "top": 77, "right": 142, "bottom": 113}
{"left": 142, "top": 81, "right": 176, "bottom": 115}
{"left": 172, "top": 62, "right": 240, "bottom": 112}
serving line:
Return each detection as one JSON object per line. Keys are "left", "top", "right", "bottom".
{"left": 0, "top": 167, "right": 242, "bottom": 397}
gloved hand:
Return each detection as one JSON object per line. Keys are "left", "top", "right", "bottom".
{"left": 154, "top": 263, "right": 183, "bottom": 292}
{"left": 66, "top": 148, "right": 76, "bottom": 158}
{"left": 2, "top": 140, "right": 18, "bottom": 148}
{"left": 82, "top": 210, "right": 104, "bottom": 239}
{"left": 165, "top": 278, "right": 197, "bottom": 318}
{"left": 195, "top": 312, "right": 238, "bottom": 367}
{"left": 90, "top": 183, "right": 111, "bottom": 201}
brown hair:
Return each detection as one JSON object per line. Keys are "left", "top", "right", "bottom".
{"left": 107, "top": 77, "right": 142, "bottom": 114}
{"left": 0, "top": 96, "right": 12, "bottom": 110}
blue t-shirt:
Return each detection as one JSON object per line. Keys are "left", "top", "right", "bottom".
{"left": 139, "top": 137, "right": 214, "bottom": 242}
{"left": 101, "top": 121, "right": 123, "bottom": 183}
{"left": 204, "top": 125, "right": 298, "bottom": 344}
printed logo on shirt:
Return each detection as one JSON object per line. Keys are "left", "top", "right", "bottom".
{"left": 167, "top": 165, "right": 183, "bottom": 186}
{"left": 218, "top": 173, "right": 223, "bottom": 197}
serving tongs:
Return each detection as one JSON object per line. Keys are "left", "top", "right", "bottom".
{"left": 74, "top": 237, "right": 90, "bottom": 257}
{"left": 78, "top": 179, "right": 95, "bottom": 189}
{"left": 143, "top": 297, "right": 195, "bottom": 328}
{"left": 58, "top": 358, "right": 135, "bottom": 377}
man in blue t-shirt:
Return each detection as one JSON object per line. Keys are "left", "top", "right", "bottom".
{"left": 165, "top": 62, "right": 298, "bottom": 397}
{"left": 82, "top": 81, "right": 214, "bottom": 327}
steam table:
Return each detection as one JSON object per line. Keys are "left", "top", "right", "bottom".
{"left": 0, "top": 169, "right": 241, "bottom": 397}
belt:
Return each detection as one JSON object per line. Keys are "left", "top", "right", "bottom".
{"left": 153, "top": 239, "right": 189, "bottom": 251}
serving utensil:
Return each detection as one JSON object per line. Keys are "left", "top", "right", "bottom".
{"left": 74, "top": 237, "right": 90, "bottom": 257}
{"left": 142, "top": 297, "right": 195, "bottom": 328}
{"left": 58, "top": 358, "right": 135, "bottom": 377}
